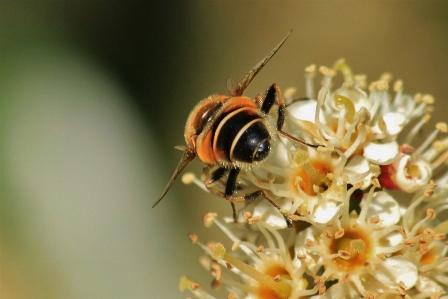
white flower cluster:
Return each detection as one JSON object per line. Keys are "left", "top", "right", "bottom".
{"left": 180, "top": 60, "right": 448, "bottom": 299}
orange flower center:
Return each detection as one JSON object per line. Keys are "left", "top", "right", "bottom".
{"left": 257, "top": 265, "right": 291, "bottom": 299}
{"left": 329, "top": 229, "right": 372, "bottom": 273}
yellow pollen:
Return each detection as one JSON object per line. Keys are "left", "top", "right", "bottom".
{"left": 350, "top": 239, "right": 366, "bottom": 254}
{"left": 406, "top": 164, "right": 421, "bottom": 177}
{"left": 293, "top": 150, "right": 309, "bottom": 166}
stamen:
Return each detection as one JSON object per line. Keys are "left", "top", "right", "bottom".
{"left": 179, "top": 276, "right": 217, "bottom": 299}
{"left": 392, "top": 79, "right": 403, "bottom": 106}
{"left": 415, "top": 123, "right": 447, "bottom": 156}
{"left": 305, "top": 64, "right": 316, "bottom": 99}
{"left": 431, "top": 150, "right": 448, "bottom": 170}
{"left": 212, "top": 243, "right": 292, "bottom": 299}
{"left": 182, "top": 172, "right": 210, "bottom": 193}
{"left": 359, "top": 183, "right": 376, "bottom": 223}
{"left": 368, "top": 80, "right": 389, "bottom": 122}
{"left": 336, "top": 107, "right": 347, "bottom": 138}
{"left": 319, "top": 66, "right": 336, "bottom": 88}
{"left": 406, "top": 114, "right": 431, "bottom": 145}
{"left": 353, "top": 74, "right": 367, "bottom": 89}
{"left": 213, "top": 218, "right": 261, "bottom": 264}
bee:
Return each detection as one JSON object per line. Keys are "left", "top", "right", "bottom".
{"left": 152, "top": 31, "right": 318, "bottom": 227}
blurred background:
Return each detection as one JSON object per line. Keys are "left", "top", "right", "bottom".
{"left": 1, "top": 1, "right": 448, "bottom": 298}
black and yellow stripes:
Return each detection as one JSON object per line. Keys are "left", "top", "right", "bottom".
{"left": 212, "top": 107, "right": 270, "bottom": 163}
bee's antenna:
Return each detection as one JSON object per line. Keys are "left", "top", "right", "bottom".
{"left": 229, "top": 30, "right": 292, "bottom": 97}
{"left": 152, "top": 149, "right": 196, "bottom": 208}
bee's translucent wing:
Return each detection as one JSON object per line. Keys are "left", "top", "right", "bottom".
{"left": 229, "top": 30, "right": 292, "bottom": 97}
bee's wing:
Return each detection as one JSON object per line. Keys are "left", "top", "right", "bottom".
{"left": 229, "top": 30, "right": 292, "bottom": 97}
{"left": 152, "top": 149, "right": 196, "bottom": 208}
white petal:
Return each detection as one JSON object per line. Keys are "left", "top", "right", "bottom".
{"left": 311, "top": 200, "right": 341, "bottom": 224}
{"left": 362, "top": 191, "right": 401, "bottom": 226}
{"left": 374, "top": 256, "right": 418, "bottom": 289}
{"left": 239, "top": 200, "right": 290, "bottom": 229}
{"left": 344, "top": 155, "right": 373, "bottom": 189}
{"left": 415, "top": 274, "right": 445, "bottom": 293}
{"left": 287, "top": 99, "right": 317, "bottom": 122}
{"left": 363, "top": 141, "right": 399, "bottom": 165}
{"left": 382, "top": 112, "right": 406, "bottom": 136}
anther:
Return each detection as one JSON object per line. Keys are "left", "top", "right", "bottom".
{"left": 338, "top": 250, "right": 351, "bottom": 260}
{"left": 436, "top": 122, "right": 448, "bottom": 133}
{"left": 297, "top": 254, "right": 306, "bottom": 260}
{"left": 318, "top": 283, "right": 326, "bottom": 295}
{"left": 380, "top": 73, "right": 393, "bottom": 82}
{"left": 424, "top": 180, "right": 437, "bottom": 197}
{"left": 323, "top": 230, "right": 333, "bottom": 238}
{"left": 404, "top": 240, "right": 416, "bottom": 247}
{"left": 435, "top": 233, "right": 446, "bottom": 241}
{"left": 203, "top": 213, "right": 218, "bottom": 227}
{"left": 423, "top": 228, "right": 436, "bottom": 239}
{"left": 369, "top": 215, "right": 380, "bottom": 224}
{"left": 371, "top": 177, "right": 381, "bottom": 188}
{"left": 377, "top": 253, "right": 387, "bottom": 261}
{"left": 228, "top": 292, "right": 237, "bottom": 299}
{"left": 335, "top": 229, "right": 345, "bottom": 239}
{"left": 306, "top": 238, "right": 316, "bottom": 246}
{"left": 419, "top": 243, "right": 429, "bottom": 255}
{"left": 422, "top": 94, "right": 435, "bottom": 104}
{"left": 426, "top": 208, "right": 436, "bottom": 219}
{"left": 305, "top": 64, "right": 316, "bottom": 74}
{"left": 398, "top": 281, "right": 406, "bottom": 296}
{"left": 393, "top": 79, "right": 403, "bottom": 92}
{"left": 188, "top": 233, "right": 198, "bottom": 243}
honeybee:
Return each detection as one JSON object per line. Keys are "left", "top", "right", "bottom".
{"left": 152, "top": 31, "right": 318, "bottom": 227}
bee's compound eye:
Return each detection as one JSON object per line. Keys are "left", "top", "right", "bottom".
{"left": 254, "top": 139, "right": 270, "bottom": 161}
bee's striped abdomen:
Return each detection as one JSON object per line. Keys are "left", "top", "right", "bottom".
{"left": 213, "top": 107, "right": 270, "bottom": 163}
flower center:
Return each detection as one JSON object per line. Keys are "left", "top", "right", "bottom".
{"left": 329, "top": 229, "right": 371, "bottom": 272}
{"left": 420, "top": 247, "right": 439, "bottom": 266}
{"left": 291, "top": 151, "right": 331, "bottom": 196}
{"left": 405, "top": 161, "right": 421, "bottom": 178}
{"left": 257, "top": 265, "right": 293, "bottom": 299}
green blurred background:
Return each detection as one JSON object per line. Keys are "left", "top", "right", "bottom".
{"left": 1, "top": 1, "right": 448, "bottom": 298}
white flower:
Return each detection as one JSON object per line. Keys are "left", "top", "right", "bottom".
{"left": 180, "top": 60, "right": 448, "bottom": 298}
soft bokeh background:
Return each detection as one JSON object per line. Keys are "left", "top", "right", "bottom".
{"left": 1, "top": 1, "right": 448, "bottom": 298}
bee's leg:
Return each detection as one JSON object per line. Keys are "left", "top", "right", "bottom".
{"left": 261, "top": 84, "right": 319, "bottom": 149}
{"left": 224, "top": 168, "right": 241, "bottom": 222}
{"left": 204, "top": 167, "right": 239, "bottom": 221}
{"left": 204, "top": 167, "right": 227, "bottom": 192}
{"left": 209, "top": 167, "right": 291, "bottom": 227}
